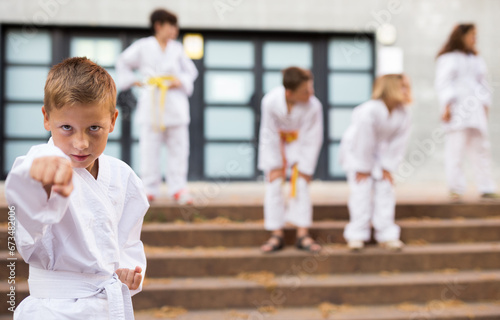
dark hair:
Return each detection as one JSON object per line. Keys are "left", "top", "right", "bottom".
{"left": 437, "top": 23, "right": 477, "bottom": 57}
{"left": 150, "top": 9, "right": 178, "bottom": 35}
{"left": 44, "top": 57, "right": 116, "bottom": 114}
{"left": 282, "top": 67, "right": 313, "bottom": 91}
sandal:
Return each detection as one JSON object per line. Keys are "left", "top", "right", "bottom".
{"left": 260, "top": 235, "right": 284, "bottom": 253}
{"left": 296, "top": 235, "right": 322, "bottom": 253}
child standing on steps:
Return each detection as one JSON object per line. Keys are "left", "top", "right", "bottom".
{"left": 258, "top": 67, "right": 324, "bottom": 253}
{"left": 5, "top": 57, "right": 149, "bottom": 319}
{"left": 435, "top": 23, "right": 499, "bottom": 201}
{"left": 340, "top": 74, "right": 412, "bottom": 251}
{"left": 116, "top": 8, "right": 198, "bottom": 204}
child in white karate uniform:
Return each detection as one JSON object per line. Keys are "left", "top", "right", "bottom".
{"left": 340, "top": 74, "right": 412, "bottom": 251}
{"left": 5, "top": 57, "right": 149, "bottom": 319}
{"left": 258, "top": 67, "right": 324, "bottom": 253}
{"left": 435, "top": 23, "right": 499, "bottom": 201}
{"left": 116, "top": 9, "right": 198, "bottom": 204}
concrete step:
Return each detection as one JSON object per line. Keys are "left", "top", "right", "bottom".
{"left": 144, "top": 242, "right": 500, "bottom": 278}
{"left": 143, "top": 202, "right": 500, "bottom": 223}
{"left": 2, "top": 202, "right": 500, "bottom": 223}
{"left": 139, "top": 218, "right": 500, "bottom": 247}
{"left": 3, "top": 242, "right": 500, "bottom": 281}
{"left": 2, "top": 270, "right": 499, "bottom": 312}
{"left": 131, "top": 270, "right": 500, "bottom": 310}
{"left": 134, "top": 302, "right": 500, "bottom": 320}
{"left": 2, "top": 217, "right": 499, "bottom": 250}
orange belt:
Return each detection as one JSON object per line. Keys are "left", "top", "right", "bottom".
{"left": 279, "top": 130, "right": 299, "bottom": 198}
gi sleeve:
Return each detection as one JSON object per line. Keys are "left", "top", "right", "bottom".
{"left": 176, "top": 45, "right": 198, "bottom": 97}
{"left": 349, "top": 110, "right": 378, "bottom": 173}
{"left": 4, "top": 144, "right": 71, "bottom": 239}
{"left": 296, "top": 100, "right": 324, "bottom": 176}
{"left": 379, "top": 113, "right": 412, "bottom": 173}
{"left": 435, "top": 54, "right": 458, "bottom": 112}
{"left": 116, "top": 41, "right": 141, "bottom": 91}
{"left": 258, "top": 97, "right": 284, "bottom": 173}
{"left": 476, "top": 56, "right": 492, "bottom": 108}
{"left": 118, "top": 171, "right": 149, "bottom": 296}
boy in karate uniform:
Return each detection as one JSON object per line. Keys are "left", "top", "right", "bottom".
{"left": 340, "top": 74, "right": 412, "bottom": 251}
{"left": 258, "top": 67, "right": 323, "bottom": 253}
{"left": 5, "top": 57, "right": 148, "bottom": 319}
{"left": 116, "top": 9, "right": 198, "bottom": 204}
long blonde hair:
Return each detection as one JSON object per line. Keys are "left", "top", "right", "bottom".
{"left": 372, "top": 74, "right": 411, "bottom": 111}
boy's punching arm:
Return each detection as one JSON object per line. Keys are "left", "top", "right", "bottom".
{"left": 380, "top": 116, "right": 412, "bottom": 174}
{"left": 116, "top": 41, "right": 142, "bottom": 91}
{"left": 296, "top": 100, "right": 324, "bottom": 176}
{"left": 117, "top": 173, "right": 149, "bottom": 295}
{"left": 5, "top": 144, "right": 72, "bottom": 238}
{"left": 176, "top": 49, "right": 199, "bottom": 96}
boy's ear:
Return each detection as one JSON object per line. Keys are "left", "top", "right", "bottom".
{"left": 109, "top": 109, "right": 119, "bottom": 133}
{"left": 41, "top": 106, "right": 51, "bottom": 131}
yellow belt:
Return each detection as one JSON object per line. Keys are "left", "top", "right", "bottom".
{"left": 279, "top": 130, "right": 299, "bottom": 198}
{"left": 147, "top": 76, "right": 177, "bottom": 132}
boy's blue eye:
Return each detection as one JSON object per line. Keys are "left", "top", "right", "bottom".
{"left": 61, "top": 125, "right": 72, "bottom": 131}
{"left": 89, "top": 126, "right": 100, "bottom": 132}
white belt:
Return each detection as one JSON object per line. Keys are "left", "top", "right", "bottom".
{"left": 28, "top": 266, "right": 134, "bottom": 320}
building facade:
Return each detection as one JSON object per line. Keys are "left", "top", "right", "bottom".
{"left": 1, "top": 0, "right": 499, "bottom": 184}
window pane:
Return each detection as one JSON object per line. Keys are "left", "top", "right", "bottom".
{"left": 106, "top": 68, "right": 118, "bottom": 86}
{"left": 6, "top": 29, "right": 52, "bottom": 64}
{"left": 204, "top": 143, "right": 254, "bottom": 178}
{"left": 103, "top": 141, "right": 121, "bottom": 159}
{"left": 5, "top": 104, "right": 47, "bottom": 138}
{"left": 204, "top": 107, "right": 254, "bottom": 140}
{"left": 4, "top": 140, "right": 41, "bottom": 173}
{"left": 131, "top": 109, "right": 140, "bottom": 140}
{"left": 131, "top": 142, "right": 168, "bottom": 177}
{"left": 328, "top": 142, "right": 345, "bottom": 177}
{"left": 263, "top": 42, "right": 312, "bottom": 69}
{"left": 329, "top": 38, "right": 372, "bottom": 70}
{"left": 329, "top": 73, "right": 372, "bottom": 105}
{"left": 205, "top": 41, "right": 254, "bottom": 68}
{"left": 6, "top": 66, "right": 49, "bottom": 101}
{"left": 263, "top": 71, "right": 282, "bottom": 94}
{"left": 204, "top": 71, "right": 254, "bottom": 104}
{"left": 328, "top": 108, "right": 353, "bottom": 140}
{"left": 70, "top": 37, "right": 122, "bottom": 67}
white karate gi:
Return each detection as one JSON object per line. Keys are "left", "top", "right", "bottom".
{"left": 258, "top": 86, "right": 323, "bottom": 230}
{"left": 116, "top": 37, "right": 198, "bottom": 196}
{"left": 5, "top": 139, "right": 149, "bottom": 320}
{"left": 339, "top": 99, "right": 411, "bottom": 242}
{"left": 435, "top": 51, "right": 496, "bottom": 194}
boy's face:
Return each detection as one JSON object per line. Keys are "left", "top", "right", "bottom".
{"left": 286, "top": 80, "right": 314, "bottom": 104}
{"left": 155, "top": 22, "right": 176, "bottom": 41}
{"left": 42, "top": 104, "right": 118, "bottom": 174}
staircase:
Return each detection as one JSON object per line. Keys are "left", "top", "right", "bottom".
{"left": 1, "top": 183, "right": 500, "bottom": 319}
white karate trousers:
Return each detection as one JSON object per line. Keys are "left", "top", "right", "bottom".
{"left": 344, "top": 172, "right": 400, "bottom": 243}
{"left": 139, "top": 124, "right": 189, "bottom": 197}
{"left": 264, "top": 176, "right": 312, "bottom": 230}
{"left": 445, "top": 128, "right": 497, "bottom": 194}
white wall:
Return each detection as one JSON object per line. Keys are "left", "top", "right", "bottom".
{"left": 1, "top": 0, "right": 499, "bottom": 185}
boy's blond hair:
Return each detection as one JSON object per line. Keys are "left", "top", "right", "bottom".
{"left": 372, "top": 74, "right": 410, "bottom": 106}
{"left": 44, "top": 57, "right": 116, "bottom": 114}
